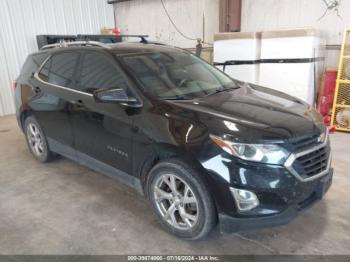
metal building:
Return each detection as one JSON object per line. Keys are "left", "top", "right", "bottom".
{"left": 0, "top": 0, "right": 114, "bottom": 116}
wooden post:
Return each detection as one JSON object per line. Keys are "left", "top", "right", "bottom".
{"left": 219, "top": 0, "right": 242, "bottom": 32}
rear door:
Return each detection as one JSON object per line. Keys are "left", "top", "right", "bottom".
{"left": 32, "top": 51, "right": 80, "bottom": 150}
{"left": 70, "top": 51, "right": 134, "bottom": 174}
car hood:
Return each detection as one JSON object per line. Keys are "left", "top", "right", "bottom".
{"left": 165, "top": 84, "right": 324, "bottom": 141}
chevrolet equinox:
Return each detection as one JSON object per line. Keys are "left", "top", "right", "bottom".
{"left": 14, "top": 41, "right": 333, "bottom": 240}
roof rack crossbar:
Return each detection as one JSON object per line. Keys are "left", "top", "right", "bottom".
{"left": 40, "top": 41, "right": 111, "bottom": 50}
{"left": 115, "top": 35, "right": 149, "bottom": 43}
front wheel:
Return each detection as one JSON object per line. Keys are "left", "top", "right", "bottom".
{"left": 147, "top": 158, "right": 217, "bottom": 240}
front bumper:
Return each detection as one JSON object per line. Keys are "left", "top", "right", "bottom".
{"left": 218, "top": 168, "right": 333, "bottom": 233}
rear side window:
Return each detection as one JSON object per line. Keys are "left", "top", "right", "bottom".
{"left": 21, "top": 53, "right": 48, "bottom": 77}
{"left": 78, "top": 52, "right": 129, "bottom": 94}
{"left": 38, "top": 53, "right": 79, "bottom": 88}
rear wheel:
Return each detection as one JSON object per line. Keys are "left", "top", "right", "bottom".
{"left": 24, "top": 116, "right": 54, "bottom": 162}
{"left": 147, "top": 158, "right": 217, "bottom": 240}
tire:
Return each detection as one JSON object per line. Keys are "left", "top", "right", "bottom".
{"left": 147, "top": 158, "right": 217, "bottom": 240}
{"left": 24, "top": 116, "right": 54, "bottom": 163}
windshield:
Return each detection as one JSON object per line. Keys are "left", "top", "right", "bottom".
{"left": 120, "top": 51, "right": 239, "bottom": 100}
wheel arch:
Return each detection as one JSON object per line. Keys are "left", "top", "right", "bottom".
{"left": 142, "top": 143, "right": 219, "bottom": 239}
{"left": 138, "top": 143, "right": 211, "bottom": 195}
{"left": 20, "top": 110, "right": 33, "bottom": 131}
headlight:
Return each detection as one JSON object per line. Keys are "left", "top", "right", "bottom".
{"left": 210, "top": 134, "right": 290, "bottom": 165}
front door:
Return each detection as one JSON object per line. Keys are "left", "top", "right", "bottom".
{"left": 70, "top": 51, "right": 133, "bottom": 174}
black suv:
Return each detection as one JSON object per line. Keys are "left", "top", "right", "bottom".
{"left": 14, "top": 41, "right": 333, "bottom": 240}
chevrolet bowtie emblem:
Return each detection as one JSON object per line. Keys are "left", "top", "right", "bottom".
{"left": 317, "top": 132, "right": 326, "bottom": 143}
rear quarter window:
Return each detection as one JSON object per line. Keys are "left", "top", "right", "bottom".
{"left": 20, "top": 53, "right": 48, "bottom": 78}
{"left": 38, "top": 52, "right": 80, "bottom": 88}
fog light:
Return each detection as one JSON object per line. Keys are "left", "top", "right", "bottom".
{"left": 230, "top": 187, "right": 259, "bottom": 212}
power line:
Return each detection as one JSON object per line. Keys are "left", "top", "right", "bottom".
{"left": 159, "top": 0, "right": 213, "bottom": 46}
{"left": 160, "top": 0, "right": 198, "bottom": 41}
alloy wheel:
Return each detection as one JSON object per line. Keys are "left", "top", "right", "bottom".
{"left": 153, "top": 174, "right": 199, "bottom": 230}
{"left": 26, "top": 123, "right": 45, "bottom": 157}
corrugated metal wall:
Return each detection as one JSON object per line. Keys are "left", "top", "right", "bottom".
{"left": 0, "top": 0, "right": 115, "bottom": 116}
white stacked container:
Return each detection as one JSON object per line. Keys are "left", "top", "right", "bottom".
{"left": 213, "top": 32, "right": 261, "bottom": 84}
{"left": 258, "top": 29, "right": 325, "bottom": 105}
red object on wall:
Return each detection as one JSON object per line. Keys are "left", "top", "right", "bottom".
{"left": 317, "top": 70, "right": 337, "bottom": 126}
{"left": 112, "top": 28, "right": 121, "bottom": 36}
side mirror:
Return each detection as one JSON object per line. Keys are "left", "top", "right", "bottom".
{"left": 93, "top": 88, "right": 138, "bottom": 105}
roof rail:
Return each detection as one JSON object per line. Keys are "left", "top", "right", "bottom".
{"left": 40, "top": 41, "right": 111, "bottom": 50}
{"left": 40, "top": 35, "right": 151, "bottom": 50}
{"left": 76, "top": 34, "right": 149, "bottom": 43}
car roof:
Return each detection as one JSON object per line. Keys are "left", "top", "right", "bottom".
{"left": 34, "top": 42, "right": 185, "bottom": 56}
{"left": 109, "top": 42, "right": 184, "bottom": 55}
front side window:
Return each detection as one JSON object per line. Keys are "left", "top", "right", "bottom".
{"left": 120, "top": 51, "right": 238, "bottom": 100}
{"left": 38, "top": 53, "right": 79, "bottom": 88}
{"left": 79, "top": 53, "right": 129, "bottom": 94}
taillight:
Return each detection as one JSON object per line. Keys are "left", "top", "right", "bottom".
{"left": 12, "top": 80, "right": 17, "bottom": 90}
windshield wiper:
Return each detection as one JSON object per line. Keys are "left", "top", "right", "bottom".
{"left": 159, "top": 95, "right": 190, "bottom": 101}
{"left": 205, "top": 86, "right": 239, "bottom": 97}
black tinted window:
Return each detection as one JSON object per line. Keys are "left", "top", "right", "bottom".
{"left": 79, "top": 53, "right": 128, "bottom": 94}
{"left": 39, "top": 53, "right": 79, "bottom": 88}
{"left": 21, "top": 53, "right": 48, "bottom": 77}
{"left": 121, "top": 51, "right": 236, "bottom": 99}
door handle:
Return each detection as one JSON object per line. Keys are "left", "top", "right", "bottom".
{"left": 71, "top": 99, "right": 84, "bottom": 106}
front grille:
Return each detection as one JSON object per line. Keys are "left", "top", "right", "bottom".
{"left": 285, "top": 131, "right": 331, "bottom": 181}
{"left": 292, "top": 145, "right": 330, "bottom": 178}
